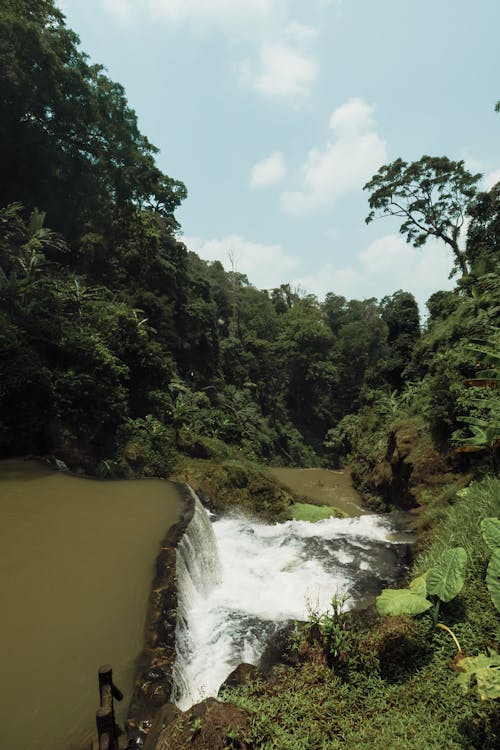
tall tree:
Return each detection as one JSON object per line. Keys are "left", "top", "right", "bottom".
{"left": 364, "top": 156, "right": 481, "bottom": 277}
{"left": 379, "top": 290, "right": 420, "bottom": 390}
{"left": 0, "top": 0, "right": 186, "bottom": 238}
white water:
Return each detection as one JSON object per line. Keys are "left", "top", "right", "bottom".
{"left": 172, "top": 496, "right": 410, "bottom": 710}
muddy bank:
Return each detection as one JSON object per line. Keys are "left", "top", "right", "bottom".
{"left": 126, "top": 483, "right": 195, "bottom": 746}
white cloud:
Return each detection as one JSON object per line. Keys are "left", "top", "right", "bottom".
{"left": 101, "top": 0, "right": 282, "bottom": 30}
{"left": 293, "top": 234, "right": 455, "bottom": 312}
{"left": 185, "top": 232, "right": 455, "bottom": 312}
{"left": 281, "top": 97, "right": 387, "bottom": 213}
{"left": 238, "top": 22, "right": 318, "bottom": 102}
{"left": 96, "top": 1, "right": 318, "bottom": 103}
{"left": 250, "top": 151, "right": 287, "bottom": 187}
{"left": 185, "top": 234, "right": 300, "bottom": 289}
{"left": 483, "top": 168, "right": 500, "bottom": 191}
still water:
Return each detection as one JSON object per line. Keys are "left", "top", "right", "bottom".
{"left": 0, "top": 460, "right": 182, "bottom": 750}
{"left": 270, "top": 467, "right": 365, "bottom": 516}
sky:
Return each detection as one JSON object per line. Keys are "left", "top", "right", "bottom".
{"left": 58, "top": 0, "right": 499, "bottom": 311}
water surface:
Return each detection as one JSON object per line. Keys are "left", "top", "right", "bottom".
{"left": 270, "top": 467, "right": 364, "bottom": 516}
{"left": 0, "top": 460, "right": 182, "bottom": 750}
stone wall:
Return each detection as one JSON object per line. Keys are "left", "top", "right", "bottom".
{"left": 126, "top": 482, "right": 195, "bottom": 747}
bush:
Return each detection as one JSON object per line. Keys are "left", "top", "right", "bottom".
{"left": 114, "top": 415, "right": 176, "bottom": 477}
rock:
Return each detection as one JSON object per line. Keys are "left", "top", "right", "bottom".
{"left": 358, "top": 419, "right": 457, "bottom": 511}
{"left": 153, "top": 699, "right": 253, "bottom": 750}
{"left": 143, "top": 703, "right": 182, "bottom": 750}
{"left": 219, "top": 663, "right": 262, "bottom": 692}
{"left": 258, "top": 621, "right": 298, "bottom": 676}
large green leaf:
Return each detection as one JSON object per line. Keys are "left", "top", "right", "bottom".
{"left": 409, "top": 572, "right": 428, "bottom": 597}
{"left": 376, "top": 588, "right": 431, "bottom": 616}
{"left": 477, "top": 667, "right": 500, "bottom": 700}
{"left": 486, "top": 548, "right": 500, "bottom": 612}
{"left": 426, "top": 547, "right": 467, "bottom": 603}
{"left": 456, "top": 653, "right": 500, "bottom": 699}
{"left": 481, "top": 518, "right": 500, "bottom": 551}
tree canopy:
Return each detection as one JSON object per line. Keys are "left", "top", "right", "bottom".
{"left": 364, "top": 156, "right": 481, "bottom": 277}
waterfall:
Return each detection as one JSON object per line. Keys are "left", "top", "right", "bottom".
{"left": 171, "top": 495, "right": 412, "bottom": 711}
{"left": 171, "top": 489, "right": 222, "bottom": 705}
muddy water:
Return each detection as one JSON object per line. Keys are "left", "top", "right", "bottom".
{"left": 269, "top": 467, "right": 365, "bottom": 516}
{"left": 0, "top": 460, "right": 182, "bottom": 750}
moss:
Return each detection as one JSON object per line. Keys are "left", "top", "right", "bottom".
{"left": 171, "top": 457, "right": 296, "bottom": 522}
{"left": 287, "top": 502, "right": 343, "bottom": 522}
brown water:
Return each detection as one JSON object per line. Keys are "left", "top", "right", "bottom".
{"left": 270, "top": 467, "right": 365, "bottom": 516}
{"left": 0, "top": 460, "right": 183, "bottom": 750}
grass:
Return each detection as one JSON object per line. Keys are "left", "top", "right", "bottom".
{"left": 413, "top": 476, "right": 500, "bottom": 576}
{"left": 287, "top": 502, "right": 343, "bottom": 522}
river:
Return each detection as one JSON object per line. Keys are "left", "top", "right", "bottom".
{"left": 0, "top": 460, "right": 182, "bottom": 750}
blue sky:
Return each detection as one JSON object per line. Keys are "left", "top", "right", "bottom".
{"left": 58, "top": 0, "right": 499, "bottom": 310}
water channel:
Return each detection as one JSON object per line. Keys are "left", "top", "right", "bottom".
{"left": 0, "top": 460, "right": 182, "bottom": 750}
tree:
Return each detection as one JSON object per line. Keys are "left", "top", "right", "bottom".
{"left": 379, "top": 290, "right": 420, "bottom": 389}
{"left": 364, "top": 156, "right": 481, "bottom": 277}
{"left": 466, "top": 183, "right": 500, "bottom": 275}
{"left": 0, "top": 0, "right": 186, "bottom": 239}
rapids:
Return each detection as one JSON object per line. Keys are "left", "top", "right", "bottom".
{"left": 172, "top": 495, "right": 412, "bottom": 709}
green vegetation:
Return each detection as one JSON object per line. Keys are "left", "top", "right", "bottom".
{"left": 287, "top": 502, "right": 341, "bottom": 522}
{"left": 376, "top": 546, "right": 467, "bottom": 626}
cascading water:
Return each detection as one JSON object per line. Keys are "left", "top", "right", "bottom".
{"left": 172, "top": 492, "right": 412, "bottom": 710}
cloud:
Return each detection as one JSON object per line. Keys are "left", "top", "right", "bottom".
{"left": 281, "top": 97, "right": 387, "bottom": 213}
{"left": 101, "top": 0, "right": 282, "bottom": 30}
{"left": 185, "top": 232, "right": 455, "bottom": 313}
{"left": 96, "top": 1, "right": 318, "bottom": 103}
{"left": 250, "top": 152, "right": 287, "bottom": 187}
{"left": 238, "top": 22, "right": 318, "bottom": 102}
{"left": 483, "top": 168, "right": 500, "bottom": 191}
{"left": 185, "top": 234, "right": 300, "bottom": 289}
{"left": 293, "top": 234, "right": 455, "bottom": 312}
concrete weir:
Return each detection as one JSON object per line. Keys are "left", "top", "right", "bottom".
{"left": 126, "top": 482, "right": 195, "bottom": 746}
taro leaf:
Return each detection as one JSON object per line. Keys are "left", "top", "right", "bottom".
{"left": 481, "top": 518, "right": 500, "bottom": 551}
{"left": 426, "top": 547, "right": 467, "bottom": 603}
{"left": 409, "top": 572, "right": 428, "bottom": 597}
{"left": 376, "top": 588, "right": 431, "bottom": 617}
{"left": 477, "top": 667, "right": 500, "bottom": 699}
{"left": 486, "top": 548, "right": 500, "bottom": 612}
{"left": 456, "top": 653, "right": 500, "bottom": 699}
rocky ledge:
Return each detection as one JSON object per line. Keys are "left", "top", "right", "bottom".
{"left": 126, "top": 482, "right": 195, "bottom": 747}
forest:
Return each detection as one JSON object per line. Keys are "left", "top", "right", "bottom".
{"left": 1, "top": 3, "right": 500, "bottom": 748}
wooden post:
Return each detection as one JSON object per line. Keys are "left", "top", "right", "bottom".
{"left": 94, "top": 665, "right": 128, "bottom": 750}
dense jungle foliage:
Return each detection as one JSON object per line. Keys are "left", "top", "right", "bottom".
{"left": 0, "top": 1, "right": 498, "bottom": 501}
